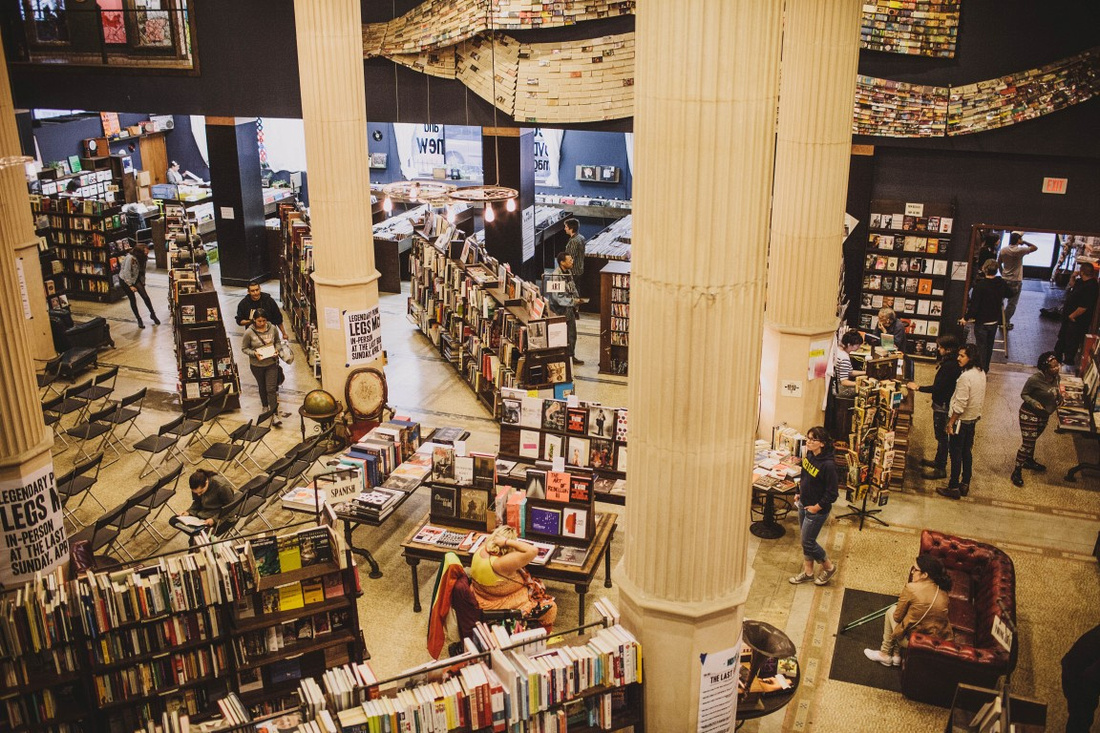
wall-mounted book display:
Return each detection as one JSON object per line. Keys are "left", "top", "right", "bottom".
{"left": 853, "top": 76, "right": 949, "bottom": 138}
{"left": 576, "top": 165, "right": 621, "bottom": 183}
{"left": 859, "top": 200, "right": 955, "bottom": 357}
{"left": 409, "top": 223, "right": 573, "bottom": 419}
{"left": 859, "top": 0, "right": 960, "bottom": 59}
{"left": 845, "top": 376, "right": 904, "bottom": 514}
{"left": 28, "top": 195, "right": 129, "bottom": 303}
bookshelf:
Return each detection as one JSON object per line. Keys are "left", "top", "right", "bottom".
{"left": 278, "top": 203, "right": 317, "bottom": 368}
{"left": 29, "top": 196, "right": 130, "bottom": 303}
{"left": 170, "top": 270, "right": 242, "bottom": 410}
{"left": 599, "top": 261, "right": 630, "bottom": 375}
{"left": 38, "top": 238, "right": 69, "bottom": 313}
{"left": 944, "top": 682, "right": 1046, "bottom": 733}
{"left": 839, "top": 374, "right": 907, "bottom": 529}
{"left": 408, "top": 229, "right": 574, "bottom": 419}
{"left": 859, "top": 200, "right": 956, "bottom": 357}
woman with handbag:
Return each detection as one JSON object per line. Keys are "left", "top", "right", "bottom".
{"left": 864, "top": 553, "right": 953, "bottom": 666}
{"left": 1011, "top": 351, "right": 1062, "bottom": 488}
{"left": 241, "top": 309, "right": 286, "bottom": 427}
{"left": 469, "top": 526, "right": 558, "bottom": 632}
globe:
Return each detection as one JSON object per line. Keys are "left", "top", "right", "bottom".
{"left": 301, "top": 389, "right": 339, "bottom": 419}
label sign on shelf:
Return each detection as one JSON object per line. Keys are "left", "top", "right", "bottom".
{"left": 1042, "top": 177, "right": 1068, "bottom": 194}
{"left": 904, "top": 202, "right": 924, "bottom": 217}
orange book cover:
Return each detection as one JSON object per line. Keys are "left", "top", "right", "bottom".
{"left": 545, "top": 471, "right": 570, "bottom": 502}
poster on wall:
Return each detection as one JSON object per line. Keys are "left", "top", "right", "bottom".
{"left": 0, "top": 463, "right": 68, "bottom": 586}
{"left": 533, "top": 128, "right": 563, "bottom": 188}
{"left": 393, "top": 123, "right": 446, "bottom": 180}
{"left": 697, "top": 640, "right": 741, "bottom": 733}
{"left": 344, "top": 307, "right": 383, "bottom": 366}
{"left": 522, "top": 205, "right": 536, "bottom": 262}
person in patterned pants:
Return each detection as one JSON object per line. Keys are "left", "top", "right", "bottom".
{"left": 1011, "top": 351, "right": 1062, "bottom": 488}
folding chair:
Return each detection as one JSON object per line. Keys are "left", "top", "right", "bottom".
{"left": 36, "top": 354, "right": 63, "bottom": 398}
{"left": 130, "top": 462, "right": 186, "bottom": 541}
{"left": 74, "top": 365, "right": 119, "bottom": 405}
{"left": 234, "top": 474, "right": 276, "bottom": 532}
{"left": 42, "top": 394, "right": 71, "bottom": 453}
{"left": 100, "top": 387, "right": 149, "bottom": 452}
{"left": 253, "top": 472, "right": 291, "bottom": 518}
{"left": 165, "top": 399, "right": 209, "bottom": 464}
{"left": 201, "top": 421, "right": 253, "bottom": 475}
{"left": 209, "top": 491, "right": 250, "bottom": 541}
{"left": 69, "top": 503, "right": 125, "bottom": 561}
{"left": 297, "top": 433, "right": 336, "bottom": 484}
{"left": 133, "top": 416, "right": 184, "bottom": 478}
{"left": 240, "top": 408, "right": 279, "bottom": 471}
{"left": 192, "top": 392, "right": 234, "bottom": 450}
{"left": 56, "top": 452, "right": 106, "bottom": 528}
{"left": 112, "top": 486, "right": 160, "bottom": 555}
{"left": 55, "top": 379, "right": 95, "bottom": 427}
{"left": 64, "top": 403, "right": 124, "bottom": 465}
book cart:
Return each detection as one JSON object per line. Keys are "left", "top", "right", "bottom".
{"left": 294, "top": 615, "right": 645, "bottom": 733}
{"left": 860, "top": 200, "right": 956, "bottom": 359}
{"left": 408, "top": 218, "right": 574, "bottom": 419}
{"left": 169, "top": 265, "right": 242, "bottom": 411}
{"left": 598, "top": 261, "right": 630, "bottom": 376}
{"left": 0, "top": 523, "right": 362, "bottom": 733}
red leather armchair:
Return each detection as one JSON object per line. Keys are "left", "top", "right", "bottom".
{"left": 900, "top": 529, "right": 1017, "bottom": 706}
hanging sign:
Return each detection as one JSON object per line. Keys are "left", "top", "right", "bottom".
{"left": 344, "top": 307, "right": 382, "bottom": 366}
{"left": 0, "top": 463, "right": 68, "bottom": 586}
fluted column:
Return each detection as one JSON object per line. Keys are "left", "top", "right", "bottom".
{"left": 0, "top": 30, "right": 65, "bottom": 587}
{"left": 760, "top": 0, "right": 862, "bottom": 435}
{"left": 294, "top": 0, "right": 383, "bottom": 396}
{"left": 621, "top": 1, "right": 783, "bottom": 729}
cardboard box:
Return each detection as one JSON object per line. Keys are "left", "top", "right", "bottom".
{"left": 137, "top": 170, "right": 152, "bottom": 186}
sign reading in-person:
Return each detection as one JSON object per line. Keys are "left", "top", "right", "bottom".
{"left": 344, "top": 307, "right": 382, "bottom": 366}
{"left": 0, "top": 463, "right": 68, "bottom": 586}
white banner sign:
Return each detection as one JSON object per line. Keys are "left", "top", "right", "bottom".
{"left": 344, "top": 307, "right": 383, "bottom": 366}
{"left": 697, "top": 641, "right": 741, "bottom": 733}
{"left": 0, "top": 463, "right": 68, "bottom": 586}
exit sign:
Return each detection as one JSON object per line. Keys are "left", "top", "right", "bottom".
{"left": 1042, "top": 177, "right": 1068, "bottom": 194}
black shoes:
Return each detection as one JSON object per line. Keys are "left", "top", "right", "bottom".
{"left": 1011, "top": 467, "right": 1024, "bottom": 487}
{"left": 936, "top": 486, "right": 960, "bottom": 500}
{"left": 922, "top": 468, "right": 947, "bottom": 480}
{"left": 150, "top": 313, "right": 161, "bottom": 325}
{"left": 137, "top": 318, "right": 145, "bottom": 329}
{"left": 959, "top": 483, "right": 969, "bottom": 497}
{"left": 1023, "top": 459, "right": 1046, "bottom": 472}
{"left": 920, "top": 459, "right": 937, "bottom": 468}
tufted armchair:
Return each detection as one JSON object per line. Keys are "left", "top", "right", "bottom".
{"left": 900, "top": 529, "right": 1017, "bottom": 706}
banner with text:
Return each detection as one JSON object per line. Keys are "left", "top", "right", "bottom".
{"left": 1, "top": 463, "right": 68, "bottom": 586}
{"left": 345, "top": 307, "right": 383, "bottom": 366}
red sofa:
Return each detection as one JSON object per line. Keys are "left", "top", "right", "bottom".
{"left": 900, "top": 529, "right": 1017, "bottom": 706}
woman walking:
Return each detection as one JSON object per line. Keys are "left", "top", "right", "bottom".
{"left": 789, "top": 426, "right": 839, "bottom": 586}
{"left": 241, "top": 309, "right": 285, "bottom": 427}
{"left": 1011, "top": 351, "right": 1062, "bottom": 487}
{"left": 937, "top": 344, "right": 986, "bottom": 500}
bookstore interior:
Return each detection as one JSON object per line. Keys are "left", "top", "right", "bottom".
{"left": 1, "top": 1, "right": 1100, "bottom": 732}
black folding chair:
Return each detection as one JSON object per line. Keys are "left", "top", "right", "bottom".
{"left": 100, "top": 386, "right": 149, "bottom": 453}
{"left": 209, "top": 491, "right": 249, "bottom": 541}
{"left": 69, "top": 503, "right": 125, "bottom": 560}
{"left": 74, "top": 365, "right": 119, "bottom": 405}
{"left": 65, "top": 403, "right": 125, "bottom": 465}
{"left": 201, "top": 421, "right": 253, "bottom": 475}
{"left": 236, "top": 474, "right": 277, "bottom": 532}
{"left": 166, "top": 398, "right": 209, "bottom": 464}
{"left": 133, "top": 416, "right": 183, "bottom": 478}
{"left": 192, "top": 392, "right": 234, "bottom": 450}
{"left": 36, "top": 354, "right": 63, "bottom": 398}
{"left": 56, "top": 452, "right": 106, "bottom": 528}
{"left": 240, "top": 408, "right": 280, "bottom": 471}
{"left": 42, "top": 394, "right": 70, "bottom": 452}
{"left": 55, "top": 379, "right": 95, "bottom": 427}
{"left": 112, "top": 486, "right": 160, "bottom": 555}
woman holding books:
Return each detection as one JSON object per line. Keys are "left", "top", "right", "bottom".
{"left": 241, "top": 309, "right": 285, "bottom": 427}
{"left": 936, "top": 344, "right": 987, "bottom": 500}
{"left": 789, "top": 426, "right": 839, "bottom": 587}
{"left": 469, "top": 526, "right": 558, "bottom": 632}
{"left": 863, "top": 553, "right": 953, "bottom": 666}
{"left": 906, "top": 332, "right": 962, "bottom": 481}
{"left": 1010, "top": 351, "right": 1062, "bottom": 488}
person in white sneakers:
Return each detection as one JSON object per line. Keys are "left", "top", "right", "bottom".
{"left": 788, "top": 426, "right": 839, "bottom": 587}
{"left": 864, "top": 554, "right": 954, "bottom": 667}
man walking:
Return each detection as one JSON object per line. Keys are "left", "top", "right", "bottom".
{"left": 1054, "top": 261, "right": 1098, "bottom": 366}
{"left": 997, "top": 231, "right": 1038, "bottom": 330}
{"left": 119, "top": 242, "right": 159, "bottom": 329}
{"left": 236, "top": 281, "right": 288, "bottom": 340}
{"left": 547, "top": 252, "right": 586, "bottom": 365}
{"left": 563, "top": 218, "right": 586, "bottom": 288}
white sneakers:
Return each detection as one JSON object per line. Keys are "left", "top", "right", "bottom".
{"left": 863, "top": 649, "right": 901, "bottom": 666}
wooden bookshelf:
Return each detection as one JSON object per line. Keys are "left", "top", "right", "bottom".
{"left": 859, "top": 200, "right": 956, "bottom": 358}
{"left": 408, "top": 231, "right": 573, "bottom": 419}
{"left": 29, "top": 196, "right": 130, "bottom": 303}
{"left": 599, "top": 260, "right": 630, "bottom": 375}
{"left": 171, "top": 283, "right": 242, "bottom": 411}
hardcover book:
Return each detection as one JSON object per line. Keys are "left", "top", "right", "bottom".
{"left": 615, "top": 409, "right": 629, "bottom": 442}
{"left": 520, "top": 397, "right": 544, "bottom": 428}
{"left": 298, "top": 527, "right": 334, "bottom": 567}
{"left": 431, "top": 486, "right": 457, "bottom": 517}
{"left": 459, "top": 488, "right": 489, "bottom": 524}
{"left": 541, "top": 399, "right": 567, "bottom": 432}
{"left": 519, "top": 429, "right": 541, "bottom": 459}
{"left": 569, "top": 474, "right": 592, "bottom": 502}
{"left": 529, "top": 506, "right": 562, "bottom": 536}
{"left": 566, "top": 408, "right": 588, "bottom": 435}
{"left": 432, "top": 445, "right": 456, "bottom": 481}
{"left": 454, "top": 455, "right": 474, "bottom": 486}
{"left": 587, "top": 407, "right": 615, "bottom": 439}
{"left": 252, "top": 536, "right": 280, "bottom": 576}
{"left": 568, "top": 436, "right": 591, "bottom": 467}
{"left": 545, "top": 471, "right": 570, "bottom": 502}
{"left": 501, "top": 398, "right": 521, "bottom": 425}
{"left": 542, "top": 433, "right": 564, "bottom": 462}
{"left": 589, "top": 438, "right": 614, "bottom": 469}
{"left": 525, "top": 469, "right": 547, "bottom": 500}
{"left": 277, "top": 536, "right": 302, "bottom": 572}
{"left": 561, "top": 507, "right": 588, "bottom": 539}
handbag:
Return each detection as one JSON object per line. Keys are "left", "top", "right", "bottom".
{"left": 278, "top": 341, "right": 294, "bottom": 364}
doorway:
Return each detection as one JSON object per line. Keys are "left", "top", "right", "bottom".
{"left": 966, "top": 225, "right": 1099, "bottom": 368}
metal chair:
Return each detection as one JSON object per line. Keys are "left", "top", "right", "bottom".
{"left": 209, "top": 491, "right": 250, "bottom": 541}
{"left": 36, "top": 354, "right": 64, "bottom": 398}
{"left": 131, "top": 462, "right": 186, "bottom": 541}
{"left": 192, "top": 392, "right": 234, "bottom": 450}
{"left": 56, "top": 452, "right": 106, "bottom": 528}
{"left": 42, "top": 394, "right": 70, "bottom": 452}
{"left": 165, "top": 398, "right": 209, "bottom": 464}
{"left": 64, "top": 403, "right": 123, "bottom": 465}
{"left": 74, "top": 365, "right": 119, "bottom": 405}
{"left": 55, "top": 379, "right": 95, "bottom": 427}
{"left": 112, "top": 486, "right": 160, "bottom": 555}
{"left": 68, "top": 502, "right": 125, "bottom": 560}
{"left": 240, "top": 408, "right": 279, "bottom": 471}
{"left": 100, "top": 387, "right": 150, "bottom": 452}
{"left": 132, "top": 416, "right": 184, "bottom": 478}
{"left": 236, "top": 474, "right": 278, "bottom": 531}
{"left": 201, "top": 421, "right": 253, "bottom": 475}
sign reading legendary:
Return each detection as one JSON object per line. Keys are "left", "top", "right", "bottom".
{"left": 0, "top": 463, "right": 68, "bottom": 586}
{"left": 344, "top": 307, "right": 383, "bottom": 366}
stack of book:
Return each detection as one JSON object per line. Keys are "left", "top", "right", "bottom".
{"left": 336, "top": 488, "right": 405, "bottom": 523}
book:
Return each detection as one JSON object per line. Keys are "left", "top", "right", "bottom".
{"left": 545, "top": 471, "right": 570, "bottom": 502}
{"left": 282, "top": 486, "right": 327, "bottom": 513}
{"left": 561, "top": 507, "right": 588, "bottom": 539}
{"left": 566, "top": 407, "right": 588, "bottom": 434}
{"left": 542, "top": 433, "right": 564, "bottom": 462}
{"left": 568, "top": 436, "right": 591, "bottom": 467}
{"left": 519, "top": 397, "right": 543, "bottom": 428}
{"left": 529, "top": 506, "right": 562, "bottom": 536}
{"left": 432, "top": 445, "right": 456, "bottom": 481}
{"left": 298, "top": 527, "right": 334, "bottom": 567}
{"left": 252, "top": 536, "right": 280, "bottom": 576}
{"left": 541, "top": 399, "right": 567, "bottom": 432}
{"left": 301, "top": 578, "right": 325, "bottom": 605}
{"left": 277, "top": 536, "right": 303, "bottom": 573}
{"left": 454, "top": 455, "right": 475, "bottom": 486}
{"left": 553, "top": 545, "right": 589, "bottom": 567}
{"left": 525, "top": 469, "right": 547, "bottom": 500}
{"left": 519, "top": 429, "right": 540, "bottom": 459}
{"left": 569, "top": 474, "right": 592, "bottom": 502}
{"left": 589, "top": 438, "right": 613, "bottom": 469}
{"left": 587, "top": 407, "right": 615, "bottom": 439}
{"left": 277, "top": 581, "right": 304, "bottom": 611}
{"left": 459, "top": 488, "right": 489, "bottom": 524}
{"left": 501, "top": 398, "right": 521, "bottom": 425}
{"left": 431, "top": 485, "right": 457, "bottom": 518}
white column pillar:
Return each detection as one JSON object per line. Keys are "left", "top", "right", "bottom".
{"left": 621, "top": 1, "right": 784, "bottom": 729}
{"left": 294, "top": 0, "right": 383, "bottom": 396}
{"left": 760, "top": 0, "right": 862, "bottom": 436}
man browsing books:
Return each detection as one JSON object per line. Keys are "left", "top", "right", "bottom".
{"left": 169, "top": 469, "right": 236, "bottom": 535}
{"left": 547, "top": 251, "right": 588, "bottom": 365}
{"left": 236, "top": 281, "right": 287, "bottom": 340}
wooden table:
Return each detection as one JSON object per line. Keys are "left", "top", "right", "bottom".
{"left": 401, "top": 512, "right": 617, "bottom": 625}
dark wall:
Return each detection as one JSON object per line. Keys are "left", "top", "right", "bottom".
{"left": 164, "top": 115, "right": 210, "bottom": 180}
{"left": 33, "top": 112, "right": 149, "bottom": 167}
{"left": 538, "top": 130, "right": 632, "bottom": 201}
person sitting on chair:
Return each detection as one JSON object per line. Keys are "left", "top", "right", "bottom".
{"left": 469, "top": 526, "right": 558, "bottom": 632}
{"left": 170, "top": 469, "right": 236, "bottom": 534}
{"left": 864, "top": 553, "right": 953, "bottom": 666}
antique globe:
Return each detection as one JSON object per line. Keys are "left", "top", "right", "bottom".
{"left": 301, "top": 389, "right": 339, "bottom": 420}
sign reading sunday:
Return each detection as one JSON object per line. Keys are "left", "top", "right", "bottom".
{"left": 345, "top": 307, "right": 383, "bottom": 366}
{"left": 0, "top": 463, "right": 68, "bottom": 585}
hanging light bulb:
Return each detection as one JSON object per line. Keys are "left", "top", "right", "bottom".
{"left": 505, "top": 197, "right": 516, "bottom": 212}
{"left": 484, "top": 203, "right": 495, "bottom": 222}
{"left": 382, "top": 196, "right": 393, "bottom": 213}
{"left": 446, "top": 205, "right": 456, "bottom": 224}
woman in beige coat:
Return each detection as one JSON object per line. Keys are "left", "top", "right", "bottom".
{"left": 865, "top": 553, "right": 954, "bottom": 666}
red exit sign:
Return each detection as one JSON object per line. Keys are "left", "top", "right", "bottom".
{"left": 1042, "top": 177, "right": 1068, "bottom": 194}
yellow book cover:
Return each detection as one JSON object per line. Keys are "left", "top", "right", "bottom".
{"left": 277, "top": 535, "right": 302, "bottom": 572}
{"left": 277, "top": 582, "right": 304, "bottom": 612}
{"left": 301, "top": 578, "right": 324, "bottom": 605}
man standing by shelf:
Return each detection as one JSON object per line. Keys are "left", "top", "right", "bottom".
{"left": 547, "top": 251, "right": 588, "bottom": 365}
{"left": 997, "top": 231, "right": 1038, "bottom": 331}
{"left": 1054, "top": 261, "right": 1098, "bottom": 367}
{"left": 563, "top": 218, "right": 586, "bottom": 291}
{"left": 236, "top": 281, "right": 288, "bottom": 341}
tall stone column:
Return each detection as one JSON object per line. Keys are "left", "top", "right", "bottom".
{"left": 760, "top": 0, "right": 862, "bottom": 436}
{"left": 0, "top": 32, "right": 66, "bottom": 587}
{"left": 294, "top": 0, "right": 383, "bottom": 396}
{"left": 621, "top": 1, "right": 784, "bottom": 729}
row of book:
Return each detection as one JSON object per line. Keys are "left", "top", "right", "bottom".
{"left": 0, "top": 567, "right": 73, "bottom": 660}
{"left": 233, "top": 605, "right": 353, "bottom": 665}
{"left": 870, "top": 211, "right": 955, "bottom": 234}
{"left": 846, "top": 376, "right": 902, "bottom": 506}
{"left": 864, "top": 253, "right": 950, "bottom": 277}
{"left": 2, "top": 682, "right": 85, "bottom": 728}
{"left": 251, "top": 526, "right": 338, "bottom": 578}
{"left": 299, "top": 661, "right": 379, "bottom": 719}
{"left": 255, "top": 573, "right": 345, "bottom": 616}
{"left": 868, "top": 233, "right": 949, "bottom": 254}
{"left": 502, "top": 398, "right": 627, "bottom": 443}
{"left": 859, "top": 0, "right": 960, "bottom": 59}
{"left": 89, "top": 605, "right": 222, "bottom": 668}
{"left": 30, "top": 194, "right": 119, "bottom": 216}
{"left": 93, "top": 643, "right": 231, "bottom": 705}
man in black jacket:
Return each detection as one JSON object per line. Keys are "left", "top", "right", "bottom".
{"left": 907, "top": 333, "right": 962, "bottom": 480}
{"left": 1055, "top": 261, "right": 1098, "bottom": 366}
{"left": 236, "top": 281, "right": 287, "bottom": 340}
{"left": 960, "top": 259, "right": 1006, "bottom": 371}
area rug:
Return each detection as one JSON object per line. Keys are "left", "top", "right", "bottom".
{"left": 829, "top": 588, "right": 902, "bottom": 693}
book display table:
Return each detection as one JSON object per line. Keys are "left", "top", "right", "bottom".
{"left": 1056, "top": 352, "right": 1100, "bottom": 482}
{"left": 400, "top": 512, "right": 617, "bottom": 625}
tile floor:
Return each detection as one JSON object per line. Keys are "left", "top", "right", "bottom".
{"left": 46, "top": 263, "right": 1100, "bottom": 732}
